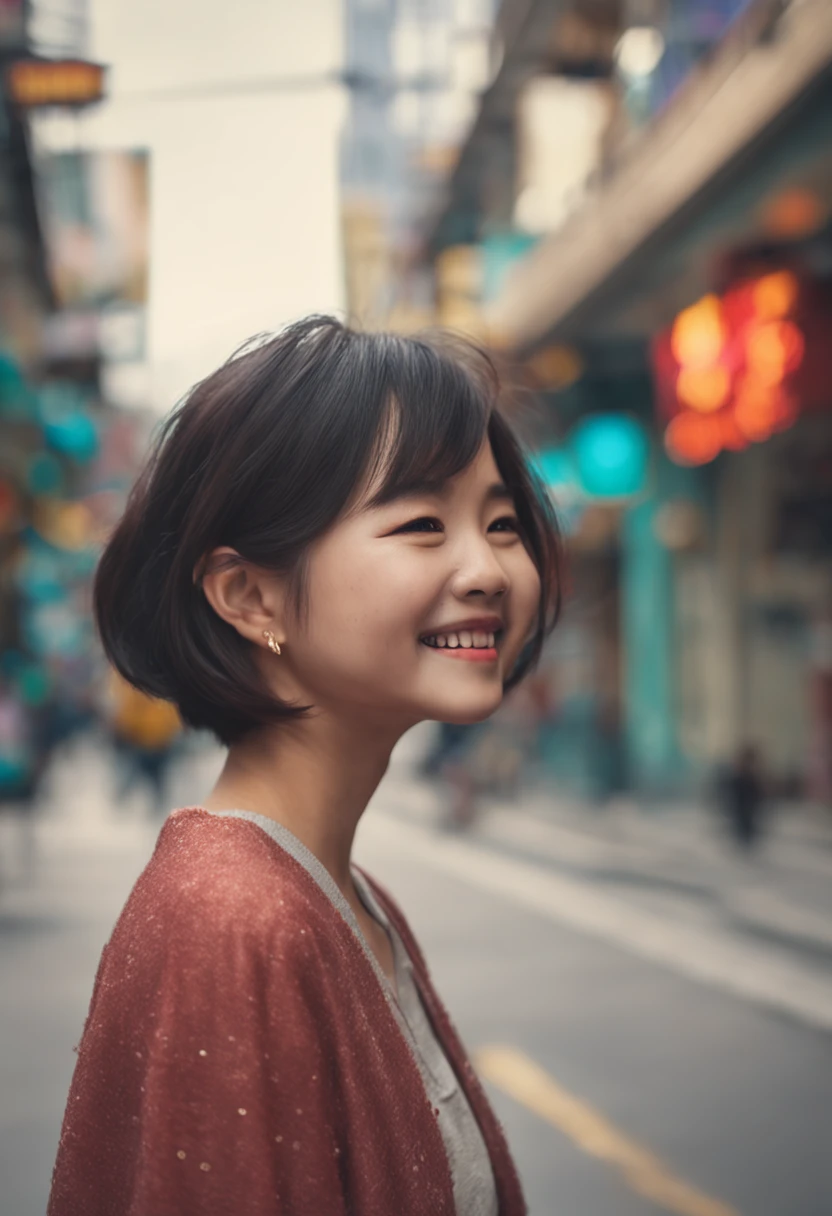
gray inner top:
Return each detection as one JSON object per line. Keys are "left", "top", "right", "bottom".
{"left": 201, "top": 807, "right": 499, "bottom": 1216}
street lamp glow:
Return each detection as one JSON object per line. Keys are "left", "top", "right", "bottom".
{"left": 614, "top": 26, "right": 665, "bottom": 78}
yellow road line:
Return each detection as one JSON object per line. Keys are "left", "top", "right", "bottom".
{"left": 475, "top": 1046, "right": 741, "bottom": 1216}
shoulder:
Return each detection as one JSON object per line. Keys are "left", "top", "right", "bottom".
{"left": 114, "top": 808, "right": 330, "bottom": 964}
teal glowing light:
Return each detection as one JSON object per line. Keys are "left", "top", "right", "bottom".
{"left": 530, "top": 446, "right": 576, "bottom": 490}
{"left": 481, "top": 233, "right": 539, "bottom": 303}
{"left": 570, "top": 414, "right": 648, "bottom": 499}
{"left": 0, "top": 352, "right": 34, "bottom": 419}
{"left": 24, "top": 601, "right": 85, "bottom": 659}
{"left": 44, "top": 411, "right": 99, "bottom": 463}
{"left": 27, "top": 452, "right": 64, "bottom": 495}
{"left": 15, "top": 550, "right": 66, "bottom": 603}
{"left": 17, "top": 662, "right": 52, "bottom": 706}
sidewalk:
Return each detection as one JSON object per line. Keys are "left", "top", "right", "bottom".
{"left": 375, "top": 752, "right": 832, "bottom": 977}
{"left": 503, "top": 791, "right": 832, "bottom": 962}
{"left": 0, "top": 800, "right": 159, "bottom": 1216}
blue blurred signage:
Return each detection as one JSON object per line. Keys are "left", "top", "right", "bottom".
{"left": 44, "top": 410, "right": 99, "bottom": 462}
{"left": 531, "top": 445, "right": 577, "bottom": 491}
{"left": 570, "top": 414, "right": 648, "bottom": 499}
{"left": 24, "top": 600, "right": 87, "bottom": 659}
{"left": 27, "top": 452, "right": 65, "bottom": 495}
{"left": 37, "top": 383, "right": 100, "bottom": 463}
{"left": 0, "top": 351, "right": 34, "bottom": 418}
{"left": 15, "top": 550, "right": 67, "bottom": 603}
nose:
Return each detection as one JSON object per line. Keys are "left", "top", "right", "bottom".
{"left": 450, "top": 535, "right": 509, "bottom": 601}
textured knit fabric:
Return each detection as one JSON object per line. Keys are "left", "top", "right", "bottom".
{"left": 47, "top": 807, "right": 526, "bottom": 1216}
{"left": 204, "top": 808, "right": 499, "bottom": 1215}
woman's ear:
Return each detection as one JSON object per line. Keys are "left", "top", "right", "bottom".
{"left": 200, "top": 547, "right": 287, "bottom": 649}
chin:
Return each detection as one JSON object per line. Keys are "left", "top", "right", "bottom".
{"left": 424, "top": 689, "right": 503, "bottom": 726}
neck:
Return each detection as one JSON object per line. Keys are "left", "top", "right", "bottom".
{"left": 201, "top": 708, "right": 408, "bottom": 894}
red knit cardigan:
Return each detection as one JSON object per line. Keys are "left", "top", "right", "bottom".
{"left": 47, "top": 808, "right": 527, "bottom": 1215}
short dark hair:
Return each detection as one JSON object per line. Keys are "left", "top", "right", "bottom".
{"left": 94, "top": 317, "right": 562, "bottom": 745}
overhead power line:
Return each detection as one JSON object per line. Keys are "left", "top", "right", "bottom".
{"left": 109, "top": 69, "right": 452, "bottom": 104}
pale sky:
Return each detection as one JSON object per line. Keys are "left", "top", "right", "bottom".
{"left": 34, "top": 0, "right": 346, "bottom": 414}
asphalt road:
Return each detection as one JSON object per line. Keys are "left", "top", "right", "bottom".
{"left": 355, "top": 808, "right": 832, "bottom": 1216}
{"left": 1, "top": 760, "right": 831, "bottom": 1216}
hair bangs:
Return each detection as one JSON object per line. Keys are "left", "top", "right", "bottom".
{"left": 363, "top": 333, "right": 496, "bottom": 508}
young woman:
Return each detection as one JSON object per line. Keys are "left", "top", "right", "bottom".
{"left": 47, "top": 318, "right": 561, "bottom": 1216}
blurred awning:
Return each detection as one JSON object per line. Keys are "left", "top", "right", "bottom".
{"left": 424, "top": 0, "right": 596, "bottom": 256}
{"left": 482, "top": 0, "right": 832, "bottom": 352}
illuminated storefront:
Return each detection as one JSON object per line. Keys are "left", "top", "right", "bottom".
{"left": 417, "top": 0, "right": 832, "bottom": 800}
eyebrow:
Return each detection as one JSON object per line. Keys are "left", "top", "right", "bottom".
{"left": 368, "top": 479, "right": 514, "bottom": 509}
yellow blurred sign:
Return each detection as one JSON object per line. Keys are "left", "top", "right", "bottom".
{"left": 435, "top": 245, "right": 485, "bottom": 338}
{"left": 526, "top": 345, "right": 584, "bottom": 391}
{"left": 6, "top": 58, "right": 106, "bottom": 108}
{"left": 32, "top": 499, "right": 95, "bottom": 551}
{"left": 109, "top": 671, "right": 182, "bottom": 751}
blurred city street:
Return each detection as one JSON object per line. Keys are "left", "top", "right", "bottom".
{"left": 1, "top": 0, "right": 831, "bottom": 1213}
{"left": 2, "top": 734, "right": 831, "bottom": 1216}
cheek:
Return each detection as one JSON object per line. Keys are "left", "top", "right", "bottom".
{"left": 303, "top": 540, "right": 437, "bottom": 655}
{"left": 511, "top": 549, "right": 542, "bottom": 634}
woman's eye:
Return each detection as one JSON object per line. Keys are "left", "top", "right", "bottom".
{"left": 395, "top": 516, "right": 444, "bottom": 534}
{"left": 489, "top": 516, "right": 520, "bottom": 533}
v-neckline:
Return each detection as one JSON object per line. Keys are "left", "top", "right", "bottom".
{"left": 191, "top": 806, "right": 405, "bottom": 1006}
{"left": 352, "top": 870, "right": 401, "bottom": 1002}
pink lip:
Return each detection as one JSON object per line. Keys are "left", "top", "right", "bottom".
{"left": 425, "top": 646, "right": 498, "bottom": 662}
{"left": 424, "top": 616, "right": 503, "bottom": 635}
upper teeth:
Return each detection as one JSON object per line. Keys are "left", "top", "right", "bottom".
{"left": 423, "top": 631, "right": 496, "bottom": 649}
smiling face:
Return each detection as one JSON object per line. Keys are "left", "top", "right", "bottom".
{"left": 274, "top": 438, "right": 542, "bottom": 731}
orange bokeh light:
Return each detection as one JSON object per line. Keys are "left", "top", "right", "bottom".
{"left": 752, "top": 271, "right": 799, "bottom": 320}
{"left": 761, "top": 188, "right": 827, "bottom": 239}
{"left": 771, "top": 389, "right": 799, "bottom": 433}
{"left": 664, "top": 411, "right": 723, "bottom": 466}
{"left": 676, "top": 364, "right": 731, "bottom": 412}
{"left": 732, "top": 379, "right": 797, "bottom": 442}
{"left": 733, "top": 396, "right": 776, "bottom": 442}
{"left": 744, "top": 319, "right": 804, "bottom": 384}
{"left": 719, "top": 412, "right": 750, "bottom": 452}
{"left": 661, "top": 276, "right": 808, "bottom": 455}
{"left": 670, "top": 294, "right": 726, "bottom": 368}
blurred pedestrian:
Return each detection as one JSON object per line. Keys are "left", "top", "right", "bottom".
{"left": 438, "top": 722, "right": 486, "bottom": 829}
{"left": 0, "top": 684, "right": 39, "bottom": 882}
{"left": 419, "top": 720, "right": 474, "bottom": 778}
{"left": 434, "top": 657, "right": 553, "bottom": 829}
{"left": 48, "top": 319, "right": 562, "bottom": 1215}
{"left": 418, "top": 720, "right": 482, "bottom": 828}
{"left": 105, "top": 670, "right": 183, "bottom": 816}
{"left": 719, "top": 743, "right": 767, "bottom": 852}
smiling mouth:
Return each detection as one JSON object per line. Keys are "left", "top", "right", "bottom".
{"left": 419, "top": 629, "right": 501, "bottom": 658}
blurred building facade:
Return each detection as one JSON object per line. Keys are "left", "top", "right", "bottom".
{"left": 363, "top": 0, "right": 832, "bottom": 806}
{"left": 4, "top": 0, "right": 829, "bottom": 814}
{"left": 2, "top": 0, "right": 352, "bottom": 806}
{"left": 32, "top": 0, "right": 346, "bottom": 418}
{"left": 340, "top": 0, "right": 499, "bottom": 329}
{"left": 0, "top": 0, "right": 125, "bottom": 799}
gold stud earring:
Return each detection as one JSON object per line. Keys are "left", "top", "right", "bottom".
{"left": 262, "top": 630, "right": 282, "bottom": 656}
